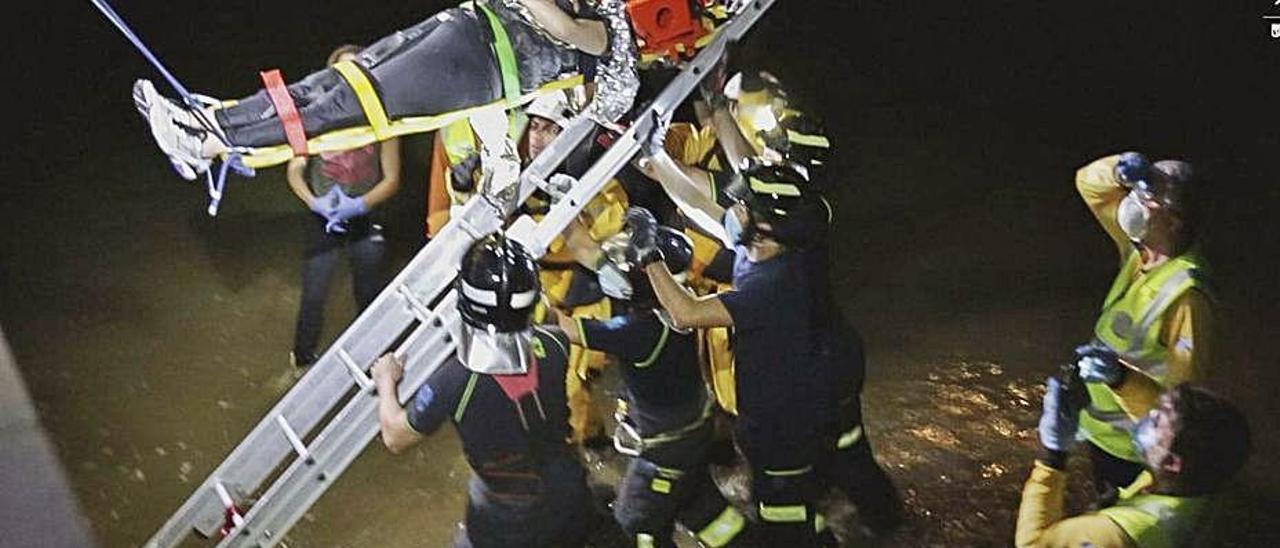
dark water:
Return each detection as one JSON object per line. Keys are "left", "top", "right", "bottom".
{"left": 3, "top": 1, "right": 1278, "bottom": 546}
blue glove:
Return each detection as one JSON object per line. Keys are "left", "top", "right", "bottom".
{"left": 1075, "top": 344, "right": 1125, "bottom": 386}
{"left": 1038, "top": 376, "right": 1079, "bottom": 453}
{"left": 1114, "top": 152, "right": 1151, "bottom": 189}
{"left": 309, "top": 187, "right": 339, "bottom": 216}
{"left": 325, "top": 190, "right": 367, "bottom": 234}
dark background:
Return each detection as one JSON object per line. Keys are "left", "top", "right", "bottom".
{"left": 2, "top": 0, "right": 1278, "bottom": 545}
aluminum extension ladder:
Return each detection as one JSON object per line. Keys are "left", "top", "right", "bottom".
{"left": 145, "top": 2, "right": 775, "bottom": 545}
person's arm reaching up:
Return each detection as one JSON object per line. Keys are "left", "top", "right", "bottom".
{"left": 371, "top": 354, "right": 423, "bottom": 454}
{"left": 520, "top": 0, "right": 608, "bottom": 55}
{"left": 1075, "top": 154, "right": 1131, "bottom": 261}
{"left": 629, "top": 205, "right": 733, "bottom": 330}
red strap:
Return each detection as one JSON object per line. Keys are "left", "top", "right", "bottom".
{"left": 260, "top": 69, "right": 308, "bottom": 156}
{"left": 218, "top": 504, "right": 244, "bottom": 538}
{"left": 493, "top": 358, "right": 539, "bottom": 403}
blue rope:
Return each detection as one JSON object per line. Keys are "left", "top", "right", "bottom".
{"left": 89, "top": 0, "right": 254, "bottom": 216}
{"left": 88, "top": 0, "right": 201, "bottom": 111}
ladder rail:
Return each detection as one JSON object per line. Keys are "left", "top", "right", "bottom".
{"left": 145, "top": 197, "right": 505, "bottom": 545}
{"left": 511, "top": 0, "right": 775, "bottom": 253}
{"left": 218, "top": 295, "right": 462, "bottom": 547}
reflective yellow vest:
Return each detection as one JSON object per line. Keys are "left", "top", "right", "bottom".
{"left": 1080, "top": 250, "right": 1204, "bottom": 460}
{"left": 1099, "top": 472, "right": 1211, "bottom": 548}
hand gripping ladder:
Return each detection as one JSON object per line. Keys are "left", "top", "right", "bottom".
{"left": 145, "top": 2, "right": 774, "bottom": 546}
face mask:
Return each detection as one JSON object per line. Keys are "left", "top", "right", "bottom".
{"left": 722, "top": 208, "right": 746, "bottom": 246}
{"left": 1132, "top": 412, "right": 1167, "bottom": 468}
{"left": 455, "top": 324, "right": 533, "bottom": 375}
{"left": 1117, "top": 192, "right": 1151, "bottom": 242}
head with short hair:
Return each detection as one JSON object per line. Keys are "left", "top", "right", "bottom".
{"left": 327, "top": 44, "right": 363, "bottom": 66}
{"left": 1134, "top": 383, "right": 1251, "bottom": 494}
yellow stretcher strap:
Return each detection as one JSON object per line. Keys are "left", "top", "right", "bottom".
{"left": 331, "top": 60, "right": 392, "bottom": 141}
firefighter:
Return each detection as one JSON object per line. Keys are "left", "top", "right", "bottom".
{"left": 372, "top": 234, "right": 594, "bottom": 547}
{"left": 556, "top": 220, "right": 756, "bottom": 547}
{"left": 628, "top": 163, "right": 840, "bottom": 545}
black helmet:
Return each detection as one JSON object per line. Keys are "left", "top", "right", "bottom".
{"left": 600, "top": 225, "right": 693, "bottom": 306}
{"left": 456, "top": 234, "right": 541, "bottom": 333}
{"left": 776, "top": 113, "right": 831, "bottom": 180}
{"left": 725, "top": 161, "right": 832, "bottom": 249}
{"left": 454, "top": 234, "right": 542, "bottom": 375}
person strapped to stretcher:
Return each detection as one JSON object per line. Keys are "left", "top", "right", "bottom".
{"left": 132, "top": 1, "right": 639, "bottom": 185}
{"left": 130, "top": 1, "right": 732, "bottom": 187}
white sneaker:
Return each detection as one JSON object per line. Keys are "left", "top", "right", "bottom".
{"left": 134, "top": 79, "right": 212, "bottom": 180}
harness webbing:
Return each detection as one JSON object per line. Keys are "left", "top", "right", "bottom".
{"left": 259, "top": 69, "right": 308, "bottom": 156}
{"left": 469, "top": 1, "right": 522, "bottom": 104}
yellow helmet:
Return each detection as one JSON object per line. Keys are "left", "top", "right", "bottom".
{"left": 724, "top": 71, "right": 799, "bottom": 158}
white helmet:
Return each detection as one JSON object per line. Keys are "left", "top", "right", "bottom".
{"left": 525, "top": 91, "right": 574, "bottom": 128}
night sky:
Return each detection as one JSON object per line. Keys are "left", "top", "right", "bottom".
{"left": 3, "top": 1, "right": 1279, "bottom": 545}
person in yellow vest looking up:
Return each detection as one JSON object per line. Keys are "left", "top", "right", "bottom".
{"left": 1017, "top": 349, "right": 1250, "bottom": 548}
{"left": 1074, "top": 152, "right": 1213, "bottom": 497}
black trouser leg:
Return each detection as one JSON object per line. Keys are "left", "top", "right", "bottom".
{"left": 614, "top": 456, "right": 754, "bottom": 548}
{"left": 291, "top": 224, "right": 342, "bottom": 364}
{"left": 752, "top": 465, "right": 821, "bottom": 547}
{"left": 676, "top": 467, "right": 756, "bottom": 547}
{"left": 820, "top": 429, "right": 903, "bottom": 534}
{"left": 346, "top": 225, "right": 387, "bottom": 310}
{"left": 215, "top": 67, "right": 348, "bottom": 129}
{"left": 223, "top": 81, "right": 367, "bottom": 148}
{"left": 613, "top": 458, "right": 681, "bottom": 548}
{"left": 218, "top": 10, "right": 498, "bottom": 148}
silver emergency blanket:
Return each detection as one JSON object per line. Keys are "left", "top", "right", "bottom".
{"left": 589, "top": 0, "right": 639, "bottom": 122}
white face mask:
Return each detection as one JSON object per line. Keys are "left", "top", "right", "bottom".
{"left": 1132, "top": 410, "right": 1171, "bottom": 470}
{"left": 455, "top": 324, "right": 533, "bottom": 375}
{"left": 1117, "top": 192, "right": 1151, "bottom": 242}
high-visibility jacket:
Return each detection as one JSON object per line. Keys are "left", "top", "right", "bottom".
{"left": 1081, "top": 250, "right": 1205, "bottom": 459}
{"left": 1016, "top": 462, "right": 1214, "bottom": 548}
{"left": 1099, "top": 472, "right": 1211, "bottom": 548}
{"left": 666, "top": 122, "right": 738, "bottom": 415}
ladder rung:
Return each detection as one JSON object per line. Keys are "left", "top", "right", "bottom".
{"left": 396, "top": 285, "right": 438, "bottom": 326}
{"left": 213, "top": 482, "right": 245, "bottom": 529}
{"left": 274, "top": 415, "right": 313, "bottom": 465}
{"left": 336, "top": 348, "right": 374, "bottom": 392}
